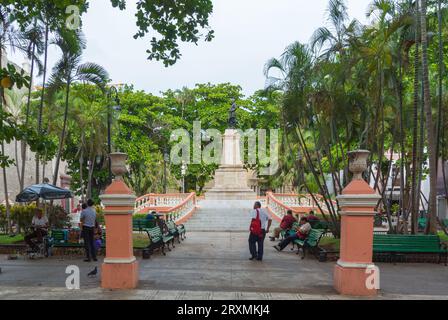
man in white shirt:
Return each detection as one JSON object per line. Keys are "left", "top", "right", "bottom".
{"left": 274, "top": 216, "right": 312, "bottom": 252}
{"left": 249, "top": 201, "right": 272, "bottom": 261}
{"left": 25, "top": 208, "right": 49, "bottom": 251}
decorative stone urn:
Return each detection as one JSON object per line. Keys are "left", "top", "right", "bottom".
{"left": 110, "top": 152, "right": 128, "bottom": 180}
{"left": 347, "top": 150, "right": 370, "bottom": 180}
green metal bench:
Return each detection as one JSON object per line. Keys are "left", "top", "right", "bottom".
{"left": 373, "top": 234, "right": 448, "bottom": 265}
{"left": 50, "top": 229, "right": 83, "bottom": 248}
{"left": 166, "top": 220, "right": 186, "bottom": 243}
{"left": 145, "top": 226, "right": 175, "bottom": 257}
{"left": 292, "top": 229, "right": 325, "bottom": 259}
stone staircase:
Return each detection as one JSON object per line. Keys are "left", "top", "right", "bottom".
{"left": 183, "top": 200, "right": 278, "bottom": 232}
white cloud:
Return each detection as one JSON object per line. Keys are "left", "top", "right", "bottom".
{"left": 13, "top": 0, "right": 372, "bottom": 96}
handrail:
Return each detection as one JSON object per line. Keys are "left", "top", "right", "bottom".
{"left": 134, "top": 192, "right": 197, "bottom": 224}
{"left": 134, "top": 193, "right": 191, "bottom": 213}
{"left": 162, "top": 192, "right": 197, "bottom": 223}
{"left": 266, "top": 192, "right": 335, "bottom": 222}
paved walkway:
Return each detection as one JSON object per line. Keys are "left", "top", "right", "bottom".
{"left": 1, "top": 231, "right": 448, "bottom": 299}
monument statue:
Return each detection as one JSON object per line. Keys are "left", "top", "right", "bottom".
{"left": 205, "top": 99, "right": 256, "bottom": 200}
{"left": 228, "top": 100, "right": 238, "bottom": 129}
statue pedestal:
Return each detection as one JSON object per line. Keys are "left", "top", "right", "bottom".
{"left": 206, "top": 129, "right": 256, "bottom": 200}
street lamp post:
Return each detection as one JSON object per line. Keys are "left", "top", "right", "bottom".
{"left": 107, "top": 86, "right": 120, "bottom": 184}
{"left": 163, "top": 148, "right": 170, "bottom": 194}
{"left": 181, "top": 161, "right": 187, "bottom": 194}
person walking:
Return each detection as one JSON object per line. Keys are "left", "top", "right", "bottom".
{"left": 80, "top": 199, "right": 97, "bottom": 262}
{"left": 248, "top": 201, "right": 272, "bottom": 261}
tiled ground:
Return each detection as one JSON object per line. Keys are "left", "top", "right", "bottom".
{"left": 1, "top": 231, "right": 447, "bottom": 299}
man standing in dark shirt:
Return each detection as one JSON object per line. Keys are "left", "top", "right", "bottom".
{"left": 269, "top": 210, "right": 296, "bottom": 241}
{"left": 80, "top": 199, "right": 97, "bottom": 262}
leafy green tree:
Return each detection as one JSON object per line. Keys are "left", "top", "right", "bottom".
{"left": 110, "top": 0, "right": 214, "bottom": 66}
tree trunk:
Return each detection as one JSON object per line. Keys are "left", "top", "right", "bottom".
{"left": 36, "top": 22, "right": 49, "bottom": 184}
{"left": 411, "top": 2, "right": 421, "bottom": 234}
{"left": 435, "top": 0, "right": 443, "bottom": 169}
{"left": 420, "top": 0, "right": 438, "bottom": 234}
{"left": 79, "top": 145, "right": 84, "bottom": 202}
{"left": 0, "top": 45, "right": 12, "bottom": 234}
{"left": 20, "top": 43, "right": 35, "bottom": 191}
{"left": 87, "top": 157, "right": 94, "bottom": 199}
{"left": 52, "top": 79, "right": 71, "bottom": 186}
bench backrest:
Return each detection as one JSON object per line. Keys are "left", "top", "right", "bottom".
{"left": 51, "top": 230, "right": 66, "bottom": 243}
{"left": 147, "top": 226, "right": 163, "bottom": 242}
{"left": 373, "top": 234, "right": 442, "bottom": 250}
{"left": 166, "top": 221, "right": 177, "bottom": 233}
{"left": 133, "top": 219, "right": 156, "bottom": 230}
{"left": 306, "top": 229, "right": 324, "bottom": 247}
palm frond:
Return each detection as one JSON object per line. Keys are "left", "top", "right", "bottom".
{"left": 75, "top": 62, "right": 109, "bottom": 91}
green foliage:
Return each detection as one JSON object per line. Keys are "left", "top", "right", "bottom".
{"left": 0, "top": 234, "right": 24, "bottom": 244}
{"left": 110, "top": 0, "right": 214, "bottom": 66}
{"left": 95, "top": 205, "right": 104, "bottom": 225}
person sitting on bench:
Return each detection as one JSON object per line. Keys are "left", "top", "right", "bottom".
{"left": 273, "top": 217, "right": 311, "bottom": 252}
{"left": 269, "top": 210, "right": 296, "bottom": 241}
{"left": 307, "top": 210, "right": 320, "bottom": 223}
{"left": 25, "top": 208, "right": 49, "bottom": 251}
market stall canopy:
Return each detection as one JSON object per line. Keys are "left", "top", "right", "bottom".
{"left": 15, "top": 184, "right": 73, "bottom": 203}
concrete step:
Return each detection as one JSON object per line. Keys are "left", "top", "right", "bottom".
{"left": 183, "top": 200, "right": 278, "bottom": 232}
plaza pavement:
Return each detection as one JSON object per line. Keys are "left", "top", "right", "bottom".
{"left": 0, "top": 231, "right": 447, "bottom": 300}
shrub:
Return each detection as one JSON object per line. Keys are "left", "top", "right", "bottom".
{"left": 95, "top": 205, "right": 105, "bottom": 225}
{"left": 47, "top": 205, "right": 71, "bottom": 229}
{"left": 133, "top": 214, "right": 147, "bottom": 220}
{"left": 1, "top": 204, "right": 70, "bottom": 233}
{"left": 10, "top": 204, "right": 36, "bottom": 232}
{"left": 0, "top": 205, "right": 6, "bottom": 233}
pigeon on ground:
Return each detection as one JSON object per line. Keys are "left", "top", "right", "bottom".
{"left": 87, "top": 266, "right": 97, "bottom": 277}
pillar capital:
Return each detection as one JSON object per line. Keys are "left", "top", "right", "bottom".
{"left": 337, "top": 193, "right": 381, "bottom": 209}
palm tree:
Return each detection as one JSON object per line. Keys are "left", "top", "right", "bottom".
{"left": 419, "top": 0, "right": 437, "bottom": 234}
{"left": 47, "top": 31, "right": 109, "bottom": 186}
{"left": 19, "top": 22, "right": 44, "bottom": 191}
{"left": 0, "top": 7, "right": 29, "bottom": 233}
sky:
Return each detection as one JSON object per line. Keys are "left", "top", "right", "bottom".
{"left": 15, "top": 0, "right": 372, "bottom": 97}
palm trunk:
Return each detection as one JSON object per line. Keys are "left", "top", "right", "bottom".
{"left": 36, "top": 22, "right": 49, "bottom": 184}
{"left": 420, "top": 0, "right": 438, "bottom": 234}
{"left": 411, "top": 2, "right": 421, "bottom": 234}
{"left": 53, "top": 79, "right": 71, "bottom": 186}
{"left": 397, "top": 52, "right": 406, "bottom": 231}
{"left": 19, "top": 43, "right": 36, "bottom": 191}
{"left": 87, "top": 157, "right": 94, "bottom": 199}
{"left": 435, "top": 0, "right": 443, "bottom": 169}
{"left": 0, "top": 45, "right": 11, "bottom": 234}
{"left": 79, "top": 144, "right": 84, "bottom": 202}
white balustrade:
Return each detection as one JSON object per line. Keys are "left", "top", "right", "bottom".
{"left": 134, "top": 193, "right": 196, "bottom": 224}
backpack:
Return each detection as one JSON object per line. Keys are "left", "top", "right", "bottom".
{"left": 250, "top": 209, "right": 263, "bottom": 238}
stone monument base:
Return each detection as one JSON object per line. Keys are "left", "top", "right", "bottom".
{"left": 206, "top": 165, "right": 257, "bottom": 200}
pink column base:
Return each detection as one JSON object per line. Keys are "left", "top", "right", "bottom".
{"left": 101, "top": 261, "right": 139, "bottom": 289}
{"left": 334, "top": 264, "right": 377, "bottom": 296}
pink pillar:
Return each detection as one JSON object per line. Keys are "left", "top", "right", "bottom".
{"left": 333, "top": 150, "right": 381, "bottom": 296}
{"left": 100, "top": 153, "right": 139, "bottom": 289}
